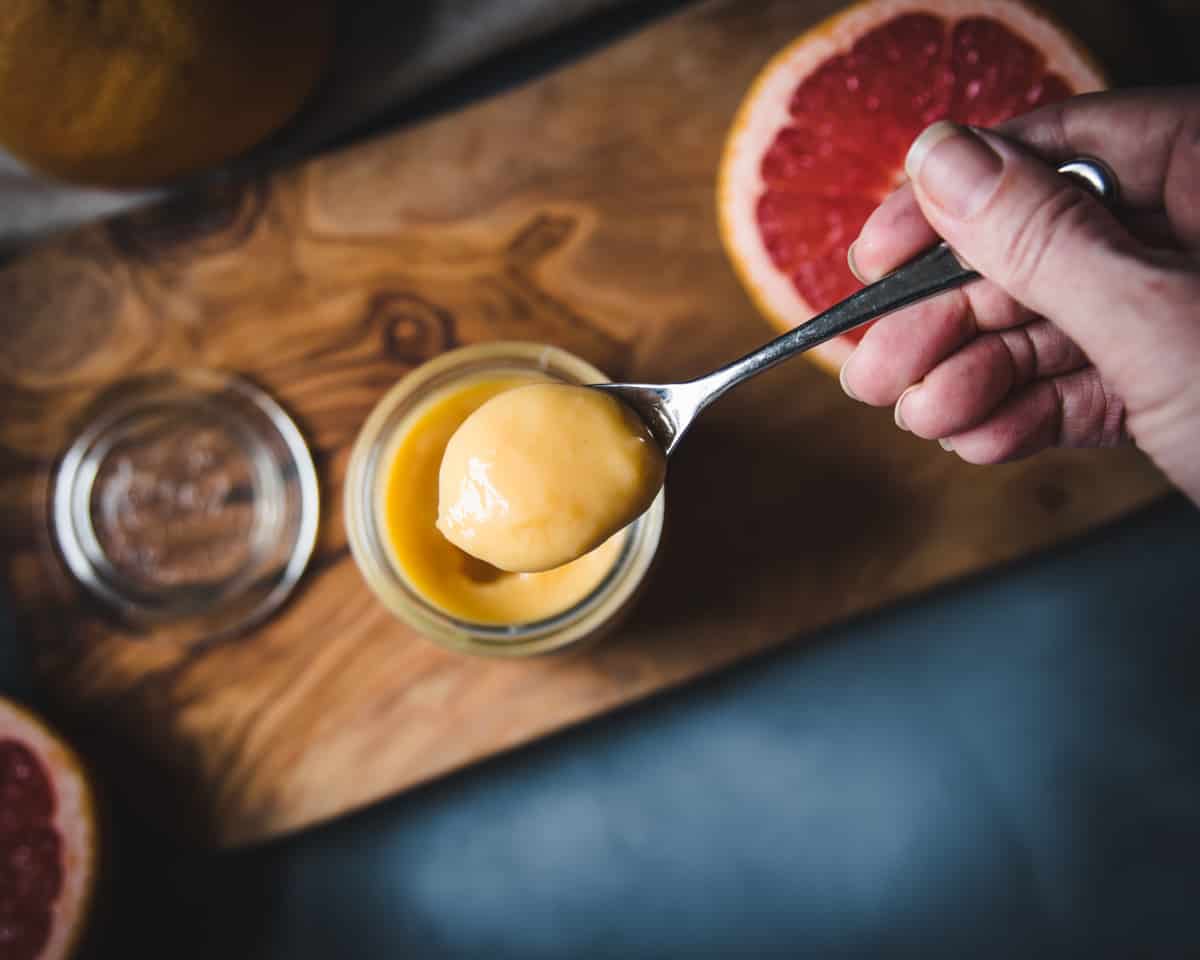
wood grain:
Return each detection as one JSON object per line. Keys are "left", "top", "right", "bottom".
{"left": 0, "top": 0, "right": 1174, "bottom": 847}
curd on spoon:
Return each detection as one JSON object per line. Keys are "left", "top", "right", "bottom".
{"left": 437, "top": 383, "right": 666, "bottom": 573}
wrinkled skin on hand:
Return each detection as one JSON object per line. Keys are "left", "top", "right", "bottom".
{"left": 841, "top": 87, "right": 1200, "bottom": 507}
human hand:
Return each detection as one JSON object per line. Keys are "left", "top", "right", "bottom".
{"left": 839, "top": 87, "right": 1200, "bottom": 506}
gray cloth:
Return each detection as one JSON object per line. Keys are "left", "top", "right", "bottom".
{"left": 0, "top": 0, "right": 627, "bottom": 252}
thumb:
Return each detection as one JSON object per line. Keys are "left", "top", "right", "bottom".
{"left": 902, "top": 121, "right": 1191, "bottom": 392}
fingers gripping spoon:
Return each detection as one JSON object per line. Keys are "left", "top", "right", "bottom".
{"left": 591, "top": 157, "right": 1116, "bottom": 456}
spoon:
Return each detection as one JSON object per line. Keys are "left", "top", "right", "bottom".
{"left": 591, "top": 157, "right": 1117, "bottom": 456}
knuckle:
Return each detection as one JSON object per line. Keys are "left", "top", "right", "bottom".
{"left": 996, "top": 326, "right": 1038, "bottom": 384}
{"left": 957, "top": 379, "right": 1060, "bottom": 463}
{"left": 1055, "top": 373, "right": 1126, "bottom": 448}
{"left": 913, "top": 334, "right": 1014, "bottom": 438}
{"left": 1018, "top": 320, "right": 1087, "bottom": 378}
{"left": 998, "top": 185, "right": 1100, "bottom": 295}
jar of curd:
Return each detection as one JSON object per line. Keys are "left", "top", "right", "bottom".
{"left": 345, "top": 343, "right": 665, "bottom": 656}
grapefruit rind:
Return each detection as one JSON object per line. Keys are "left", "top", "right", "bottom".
{"left": 0, "top": 698, "right": 97, "bottom": 960}
{"left": 717, "top": 0, "right": 1106, "bottom": 374}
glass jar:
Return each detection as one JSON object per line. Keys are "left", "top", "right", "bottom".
{"left": 345, "top": 342, "right": 665, "bottom": 657}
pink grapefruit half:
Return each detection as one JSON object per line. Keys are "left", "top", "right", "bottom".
{"left": 718, "top": 0, "right": 1105, "bottom": 373}
{"left": 0, "top": 698, "right": 98, "bottom": 960}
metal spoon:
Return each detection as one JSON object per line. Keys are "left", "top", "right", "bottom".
{"left": 591, "top": 157, "right": 1117, "bottom": 456}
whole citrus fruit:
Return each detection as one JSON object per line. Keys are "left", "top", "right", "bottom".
{"left": 0, "top": 697, "right": 98, "bottom": 960}
{"left": 718, "top": 0, "right": 1105, "bottom": 373}
{"left": 0, "top": 1, "right": 333, "bottom": 188}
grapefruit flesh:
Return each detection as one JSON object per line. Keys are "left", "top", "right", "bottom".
{"left": 0, "top": 699, "right": 96, "bottom": 960}
{"left": 718, "top": 0, "right": 1105, "bottom": 373}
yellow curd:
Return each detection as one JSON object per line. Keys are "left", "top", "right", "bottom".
{"left": 382, "top": 375, "right": 625, "bottom": 625}
{"left": 437, "top": 384, "right": 665, "bottom": 573}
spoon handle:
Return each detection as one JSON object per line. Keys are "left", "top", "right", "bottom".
{"left": 699, "top": 156, "right": 1117, "bottom": 402}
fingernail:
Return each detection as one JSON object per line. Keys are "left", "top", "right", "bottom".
{"left": 938, "top": 437, "right": 954, "bottom": 452}
{"left": 904, "top": 121, "right": 1003, "bottom": 220}
{"left": 839, "top": 357, "right": 859, "bottom": 401}
{"left": 847, "top": 241, "right": 866, "bottom": 283}
{"left": 894, "top": 384, "right": 919, "bottom": 431}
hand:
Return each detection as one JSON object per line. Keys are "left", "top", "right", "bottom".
{"left": 839, "top": 87, "right": 1200, "bottom": 506}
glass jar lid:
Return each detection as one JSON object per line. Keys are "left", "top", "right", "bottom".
{"left": 52, "top": 369, "right": 319, "bottom": 642}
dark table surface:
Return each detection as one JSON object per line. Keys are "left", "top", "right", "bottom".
{"left": 2, "top": 2, "right": 1198, "bottom": 956}
{"left": 51, "top": 493, "right": 1196, "bottom": 958}
{"left": 4, "top": 492, "right": 1192, "bottom": 957}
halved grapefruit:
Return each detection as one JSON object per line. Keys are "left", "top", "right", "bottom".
{"left": 718, "top": 0, "right": 1105, "bottom": 373}
{"left": 0, "top": 698, "right": 97, "bottom": 960}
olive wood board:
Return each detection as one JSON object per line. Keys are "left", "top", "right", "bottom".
{"left": 0, "top": 0, "right": 1173, "bottom": 847}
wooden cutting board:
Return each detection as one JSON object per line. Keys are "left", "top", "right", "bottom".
{"left": 0, "top": 0, "right": 1174, "bottom": 847}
